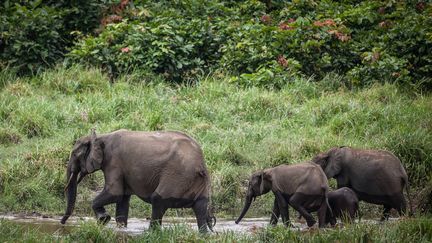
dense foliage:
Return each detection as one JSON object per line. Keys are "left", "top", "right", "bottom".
{"left": 0, "top": 0, "right": 119, "bottom": 74}
{"left": 1, "top": 0, "right": 431, "bottom": 88}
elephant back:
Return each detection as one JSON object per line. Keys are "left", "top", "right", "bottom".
{"left": 270, "top": 162, "right": 328, "bottom": 196}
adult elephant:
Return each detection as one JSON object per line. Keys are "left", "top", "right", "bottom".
{"left": 312, "top": 146, "right": 413, "bottom": 220}
{"left": 60, "top": 129, "right": 215, "bottom": 233}
{"left": 235, "top": 162, "right": 330, "bottom": 228}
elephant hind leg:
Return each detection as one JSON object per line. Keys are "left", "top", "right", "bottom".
{"left": 289, "top": 193, "right": 316, "bottom": 227}
{"left": 395, "top": 194, "right": 407, "bottom": 217}
{"left": 192, "top": 198, "right": 209, "bottom": 233}
{"left": 269, "top": 198, "right": 280, "bottom": 226}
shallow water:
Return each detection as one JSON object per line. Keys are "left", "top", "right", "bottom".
{"left": 0, "top": 215, "right": 399, "bottom": 236}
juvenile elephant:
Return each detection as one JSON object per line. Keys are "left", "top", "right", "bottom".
{"left": 235, "top": 162, "right": 330, "bottom": 228}
{"left": 326, "top": 187, "right": 359, "bottom": 226}
{"left": 60, "top": 129, "right": 215, "bottom": 233}
{"left": 312, "top": 147, "right": 412, "bottom": 220}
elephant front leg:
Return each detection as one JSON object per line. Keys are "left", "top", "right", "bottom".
{"left": 92, "top": 189, "right": 122, "bottom": 225}
{"left": 115, "top": 195, "right": 131, "bottom": 227}
{"left": 269, "top": 198, "right": 280, "bottom": 226}
{"left": 274, "top": 192, "right": 291, "bottom": 227}
{"left": 380, "top": 205, "right": 391, "bottom": 221}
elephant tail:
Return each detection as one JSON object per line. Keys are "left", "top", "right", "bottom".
{"left": 206, "top": 206, "right": 217, "bottom": 232}
{"left": 207, "top": 181, "right": 216, "bottom": 232}
{"left": 325, "top": 196, "right": 333, "bottom": 220}
{"left": 403, "top": 176, "right": 414, "bottom": 216}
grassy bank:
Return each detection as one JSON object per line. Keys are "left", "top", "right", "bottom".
{"left": 0, "top": 66, "right": 431, "bottom": 219}
{"left": 1, "top": 217, "right": 431, "bottom": 242}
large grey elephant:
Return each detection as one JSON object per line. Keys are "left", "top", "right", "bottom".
{"left": 60, "top": 129, "right": 215, "bottom": 233}
{"left": 312, "top": 146, "right": 413, "bottom": 220}
{"left": 235, "top": 162, "right": 330, "bottom": 228}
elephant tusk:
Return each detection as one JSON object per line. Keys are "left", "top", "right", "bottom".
{"left": 76, "top": 172, "right": 86, "bottom": 185}
{"left": 64, "top": 173, "right": 75, "bottom": 192}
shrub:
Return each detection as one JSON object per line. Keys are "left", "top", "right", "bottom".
{"left": 0, "top": 0, "right": 117, "bottom": 74}
{"left": 67, "top": 0, "right": 234, "bottom": 82}
{"left": 0, "top": 3, "right": 67, "bottom": 74}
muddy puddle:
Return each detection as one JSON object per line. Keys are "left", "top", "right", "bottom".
{"left": 0, "top": 215, "right": 399, "bottom": 236}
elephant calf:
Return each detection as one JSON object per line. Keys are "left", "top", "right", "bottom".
{"left": 60, "top": 129, "right": 215, "bottom": 233}
{"left": 235, "top": 162, "right": 330, "bottom": 228}
{"left": 326, "top": 187, "right": 359, "bottom": 226}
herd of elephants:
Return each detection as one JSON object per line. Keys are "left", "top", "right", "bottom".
{"left": 59, "top": 129, "right": 412, "bottom": 233}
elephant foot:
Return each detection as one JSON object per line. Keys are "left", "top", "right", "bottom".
{"left": 283, "top": 221, "right": 296, "bottom": 228}
{"left": 116, "top": 221, "right": 127, "bottom": 228}
{"left": 116, "top": 216, "right": 128, "bottom": 228}
{"left": 306, "top": 218, "right": 316, "bottom": 227}
{"left": 380, "top": 216, "right": 389, "bottom": 222}
{"left": 97, "top": 213, "right": 111, "bottom": 225}
{"left": 330, "top": 218, "right": 337, "bottom": 227}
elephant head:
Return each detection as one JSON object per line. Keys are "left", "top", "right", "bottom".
{"left": 60, "top": 129, "right": 104, "bottom": 224}
{"left": 235, "top": 170, "right": 271, "bottom": 224}
{"left": 312, "top": 147, "right": 343, "bottom": 179}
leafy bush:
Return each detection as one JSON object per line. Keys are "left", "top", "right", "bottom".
{"left": 1, "top": 0, "right": 431, "bottom": 88}
{"left": 68, "top": 0, "right": 234, "bottom": 81}
{"left": 0, "top": 3, "right": 67, "bottom": 74}
{"left": 0, "top": 0, "right": 117, "bottom": 74}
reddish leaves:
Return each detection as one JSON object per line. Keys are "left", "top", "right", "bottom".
{"left": 260, "top": 15, "right": 272, "bottom": 24}
{"left": 121, "top": 47, "right": 130, "bottom": 53}
{"left": 277, "top": 55, "right": 288, "bottom": 68}
{"left": 313, "top": 19, "right": 336, "bottom": 27}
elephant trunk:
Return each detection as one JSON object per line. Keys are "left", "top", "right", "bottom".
{"left": 235, "top": 193, "right": 254, "bottom": 224}
{"left": 60, "top": 169, "right": 78, "bottom": 224}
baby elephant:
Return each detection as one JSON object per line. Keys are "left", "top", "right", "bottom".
{"left": 235, "top": 162, "right": 330, "bottom": 228}
{"left": 326, "top": 187, "right": 359, "bottom": 226}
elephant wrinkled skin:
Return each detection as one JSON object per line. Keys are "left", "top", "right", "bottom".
{"left": 61, "top": 129, "right": 215, "bottom": 233}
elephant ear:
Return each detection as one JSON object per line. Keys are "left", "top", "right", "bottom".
{"left": 85, "top": 129, "right": 104, "bottom": 173}
{"left": 327, "top": 147, "right": 343, "bottom": 177}
{"left": 312, "top": 151, "right": 330, "bottom": 169}
{"left": 316, "top": 147, "right": 343, "bottom": 179}
{"left": 259, "top": 170, "right": 272, "bottom": 194}
{"left": 259, "top": 171, "right": 265, "bottom": 194}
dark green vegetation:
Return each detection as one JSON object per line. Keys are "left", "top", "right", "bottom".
{"left": 1, "top": 1, "right": 432, "bottom": 88}
{"left": 1, "top": 217, "right": 432, "bottom": 242}
{"left": 1, "top": 0, "right": 432, "bottom": 241}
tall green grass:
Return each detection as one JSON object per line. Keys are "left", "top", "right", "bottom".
{"left": 0, "top": 65, "right": 431, "bottom": 218}
{"left": 1, "top": 217, "right": 431, "bottom": 242}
